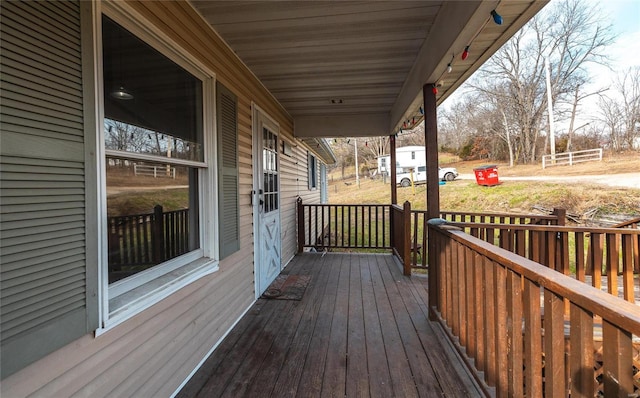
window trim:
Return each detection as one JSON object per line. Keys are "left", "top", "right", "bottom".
{"left": 95, "top": 1, "right": 219, "bottom": 334}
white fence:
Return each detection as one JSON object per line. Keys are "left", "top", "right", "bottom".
{"left": 541, "top": 148, "right": 603, "bottom": 169}
{"left": 133, "top": 164, "right": 176, "bottom": 178}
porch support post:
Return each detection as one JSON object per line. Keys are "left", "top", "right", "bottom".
{"left": 424, "top": 83, "right": 440, "bottom": 320}
{"left": 390, "top": 134, "right": 397, "bottom": 205}
{"left": 297, "top": 197, "right": 304, "bottom": 253}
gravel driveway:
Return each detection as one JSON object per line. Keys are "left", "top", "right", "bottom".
{"left": 458, "top": 172, "right": 640, "bottom": 189}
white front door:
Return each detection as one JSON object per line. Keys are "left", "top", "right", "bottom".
{"left": 253, "top": 107, "right": 281, "bottom": 297}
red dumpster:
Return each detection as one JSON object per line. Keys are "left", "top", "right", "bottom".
{"left": 473, "top": 165, "right": 499, "bottom": 186}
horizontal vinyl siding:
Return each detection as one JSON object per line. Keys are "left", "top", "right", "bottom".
{"left": 0, "top": 0, "right": 90, "bottom": 378}
{"left": 279, "top": 144, "right": 323, "bottom": 264}
{"left": 1, "top": 0, "right": 309, "bottom": 394}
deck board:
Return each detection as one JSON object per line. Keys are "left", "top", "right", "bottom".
{"left": 178, "top": 253, "right": 483, "bottom": 398}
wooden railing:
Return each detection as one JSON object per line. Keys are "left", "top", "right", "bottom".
{"left": 440, "top": 210, "right": 562, "bottom": 225}
{"left": 296, "top": 200, "right": 391, "bottom": 251}
{"left": 448, "top": 222, "right": 640, "bottom": 303}
{"left": 297, "top": 199, "right": 415, "bottom": 275}
{"left": 409, "top": 210, "right": 563, "bottom": 269}
{"left": 614, "top": 216, "right": 640, "bottom": 229}
{"left": 428, "top": 222, "right": 640, "bottom": 397}
{"left": 107, "top": 205, "right": 190, "bottom": 271}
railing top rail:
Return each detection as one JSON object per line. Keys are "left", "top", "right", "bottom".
{"left": 109, "top": 211, "right": 154, "bottom": 219}
{"left": 448, "top": 221, "right": 640, "bottom": 234}
{"left": 612, "top": 216, "right": 640, "bottom": 228}
{"left": 542, "top": 148, "right": 602, "bottom": 157}
{"left": 163, "top": 208, "right": 189, "bottom": 215}
{"left": 436, "top": 210, "right": 558, "bottom": 220}
{"left": 435, "top": 224, "right": 640, "bottom": 334}
{"left": 301, "top": 203, "right": 391, "bottom": 207}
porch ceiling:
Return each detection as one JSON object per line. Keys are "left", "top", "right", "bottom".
{"left": 192, "top": 1, "right": 548, "bottom": 138}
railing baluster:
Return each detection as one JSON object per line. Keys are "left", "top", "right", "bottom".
{"left": 494, "top": 263, "right": 508, "bottom": 396}
{"left": 458, "top": 244, "right": 467, "bottom": 349}
{"left": 575, "top": 232, "right": 586, "bottom": 282}
{"left": 473, "top": 251, "right": 485, "bottom": 373}
{"left": 451, "top": 241, "right": 460, "bottom": 337}
{"left": 602, "top": 319, "right": 633, "bottom": 396}
{"left": 484, "top": 257, "right": 497, "bottom": 386}
{"left": 569, "top": 302, "right": 594, "bottom": 398}
{"left": 368, "top": 206, "right": 372, "bottom": 248}
{"left": 606, "top": 233, "right": 619, "bottom": 297}
{"left": 544, "top": 289, "right": 566, "bottom": 397}
{"left": 506, "top": 269, "right": 523, "bottom": 397}
{"left": 341, "top": 205, "right": 345, "bottom": 247}
{"left": 465, "top": 246, "right": 476, "bottom": 359}
{"left": 590, "top": 232, "right": 603, "bottom": 289}
{"left": 314, "top": 205, "right": 318, "bottom": 248}
{"left": 523, "top": 279, "right": 542, "bottom": 397}
{"left": 622, "top": 234, "right": 634, "bottom": 302}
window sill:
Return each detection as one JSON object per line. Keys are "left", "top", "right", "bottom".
{"left": 96, "top": 258, "right": 218, "bottom": 336}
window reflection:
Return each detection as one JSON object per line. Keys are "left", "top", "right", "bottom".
{"left": 106, "top": 159, "right": 199, "bottom": 283}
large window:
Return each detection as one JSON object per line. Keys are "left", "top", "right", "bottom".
{"left": 100, "top": 12, "right": 217, "bottom": 327}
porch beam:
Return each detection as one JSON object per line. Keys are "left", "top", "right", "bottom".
{"left": 294, "top": 113, "right": 390, "bottom": 138}
{"left": 389, "top": 1, "right": 487, "bottom": 131}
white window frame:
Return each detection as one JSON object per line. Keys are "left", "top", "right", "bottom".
{"left": 95, "top": 1, "right": 219, "bottom": 333}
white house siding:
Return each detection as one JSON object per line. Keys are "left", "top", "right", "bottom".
{"left": 1, "top": 0, "right": 323, "bottom": 396}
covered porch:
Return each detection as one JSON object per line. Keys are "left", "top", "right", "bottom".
{"left": 178, "top": 252, "right": 482, "bottom": 397}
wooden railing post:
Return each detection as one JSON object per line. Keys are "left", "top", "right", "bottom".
{"left": 152, "top": 204, "right": 165, "bottom": 263}
{"left": 403, "top": 201, "right": 411, "bottom": 276}
{"left": 297, "top": 197, "right": 304, "bottom": 253}
{"left": 552, "top": 208, "right": 566, "bottom": 226}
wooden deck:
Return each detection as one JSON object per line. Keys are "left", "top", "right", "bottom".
{"left": 177, "top": 253, "right": 483, "bottom": 398}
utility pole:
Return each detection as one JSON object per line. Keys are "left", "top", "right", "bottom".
{"left": 354, "top": 138, "right": 360, "bottom": 188}
{"left": 545, "top": 57, "right": 556, "bottom": 162}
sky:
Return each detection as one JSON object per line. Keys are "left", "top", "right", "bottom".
{"left": 583, "top": 0, "right": 640, "bottom": 84}
{"left": 576, "top": 0, "right": 640, "bottom": 128}
{"left": 442, "top": 0, "right": 640, "bottom": 132}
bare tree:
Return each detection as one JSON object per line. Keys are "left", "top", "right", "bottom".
{"left": 472, "top": 0, "right": 615, "bottom": 163}
{"left": 105, "top": 120, "right": 148, "bottom": 152}
{"left": 596, "top": 67, "right": 640, "bottom": 150}
{"left": 439, "top": 95, "right": 481, "bottom": 153}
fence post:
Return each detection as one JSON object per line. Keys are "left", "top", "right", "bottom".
{"left": 297, "top": 197, "right": 304, "bottom": 253}
{"left": 542, "top": 156, "right": 546, "bottom": 169}
{"left": 403, "top": 201, "right": 411, "bottom": 276}
{"left": 152, "top": 204, "right": 165, "bottom": 262}
{"left": 552, "top": 208, "right": 566, "bottom": 226}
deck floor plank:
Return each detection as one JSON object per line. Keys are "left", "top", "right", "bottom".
{"left": 346, "top": 254, "right": 370, "bottom": 398}
{"left": 320, "top": 254, "right": 350, "bottom": 397}
{"left": 179, "top": 253, "right": 484, "bottom": 398}
{"left": 192, "top": 299, "right": 279, "bottom": 397}
{"left": 370, "top": 254, "right": 420, "bottom": 398}
{"left": 268, "top": 253, "right": 333, "bottom": 397}
{"left": 360, "top": 255, "right": 394, "bottom": 398}
{"left": 295, "top": 253, "right": 342, "bottom": 397}
{"left": 377, "top": 255, "right": 444, "bottom": 397}
{"left": 244, "top": 253, "right": 325, "bottom": 397}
